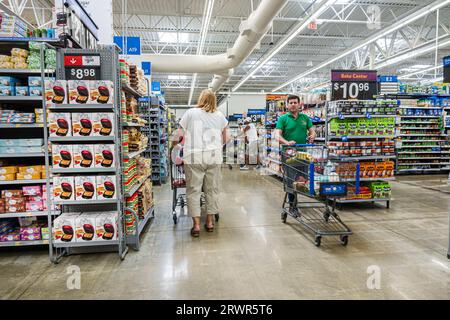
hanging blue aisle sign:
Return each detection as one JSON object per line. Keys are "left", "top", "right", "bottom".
{"left": 113, "top": 36, "right": 141, "bottom": 55}
{"left": 142, "top": 62, "right": 151, "bottom": 75}
{"left": 444, "top": 56, "right": 450, "bottom": 67}
{"left": 247, "top": 109, "right": 266, "bottom": 115}
{"left": 379, "top": 76, "right": 398, "bottom": 83}
{"left": 444, "top": 56, "right": 450, "bottom": 83}
{"left": 151, "top": 81, "right": 161, "bottom": 93}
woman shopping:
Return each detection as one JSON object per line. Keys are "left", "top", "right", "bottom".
{"left": 178, "top": 89, "right": 229, "bottom": 237}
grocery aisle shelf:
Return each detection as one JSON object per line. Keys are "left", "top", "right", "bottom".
{"left": 0, "top": 211, "right": 59, "bottom": 218}
{"left": 341, "top": 177, "right": 396, "bottom": 182}
{"left": 122, "top": 84, "right": 144, "bottom": 98}
{"left": 0, "top": 240, "right": 49, "bottom": 247}
{"left": 49, "top": 136, "right": 115, "bottom": 142}
{"left": 0, "top": 96, "right": 42, "bottom": 101}
{"left": 330, "top": 155, "right": 396, "bottom": 161}
{"left": 0, "top": 153, "right": 45, "bottom": 158}
{"left": 53, "top": 200, "right": 118, "bottom": 205}
{"left": 0, "top": 69, "right": 54, "bottom": 75}
{"left": 0, "top": 179, "right": 46, "bottom": 185}
{"left": 124, "top": 148, "right": 146, "bottom": 159}
{"left": 48, "top": 104, "right": 114, "bottom": 110}
{"left": 138, "top": 207, "right": 154, "bottom": 235}
{"left": 54, "top": 240, "right": 119, "bottom": 248}
{"left": 52, "top": 168, "right": 116, "bottom": 174}
{"left": 125, "top": 174, "right": 151, "bottom": 197}
{"left": 0, "top": 124, "right": 44, "bottom": 128}
{"left": 328, "top": 114, "right": 396, "bottom": 119}
{"left": 329, "top": 136, "right": 394, "bottom": 140}
{"left": 336, "top": 198, "right": 391, "bottom": 204}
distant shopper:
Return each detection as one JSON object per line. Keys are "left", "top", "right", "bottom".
{"left": 275, "top": 94, "right": 316, "bottom": 209}
{"left": 179, "top": 89, "right": 230, "bottom": 237}
{"left": 240, "top": 117, "right": 260, "bottom": 170}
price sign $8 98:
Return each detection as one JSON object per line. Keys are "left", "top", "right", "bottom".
{"left": 70, "top": 68, "right": 97, "bottom": 80}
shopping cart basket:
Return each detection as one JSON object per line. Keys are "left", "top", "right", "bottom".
{"left": 170, "top": 145, "right": 219, "bottom": 224}
{"left": 281, "top": 144, "right": 352, "bottom": 247}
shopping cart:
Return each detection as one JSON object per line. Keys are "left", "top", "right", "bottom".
{"left": 281, "top": 144, "right": 352, "bottom": 247}
{"left": 170, "top": 145, "right": 219, "bottom": 224}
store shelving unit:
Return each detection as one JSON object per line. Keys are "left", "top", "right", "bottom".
{"left": 0, "top": 40, "right": 57, "bottom": 249}
{"left": 390, "top": 95, "right": 450, "bottom": 174}
{"left": 325, "top": 100, "right": 398, "bottom": 208}
{"left": 49, "top": 46, "right": 127, "bottom": 262}
{"left": 122, "top": 78, "right": 154, "bottom": 250}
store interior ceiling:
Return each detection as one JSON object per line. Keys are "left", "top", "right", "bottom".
{"left": 3, "top": 0, "right": 450, "bottom": 105}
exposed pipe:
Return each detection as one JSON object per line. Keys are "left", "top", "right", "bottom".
{"left": 140, "top": 0, "right": 287, "bottom": 93}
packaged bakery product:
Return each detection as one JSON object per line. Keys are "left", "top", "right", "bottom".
{"left": 16, "top": 172, "right": 41, "bottom": 180}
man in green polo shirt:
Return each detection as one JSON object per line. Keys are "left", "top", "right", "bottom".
{"left": 275, "top": 94, "right": 316, "bottom": 210}
{"left": 275, "top": 94, "right": 315, "bottom": 145}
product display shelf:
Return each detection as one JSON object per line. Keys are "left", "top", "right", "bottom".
{"left": 395, "top": 97, "right": 449, "bottom": 174}
{"left": 48, "top": 46, "right": 128, "bottom": 262}
{"left": 0, "top": 124, "right": 44, "bottom": 128}
{"left": 48, "top": 104, "right": 114, "bottom": 110}
{"left": 49, "top": 136, "right": 115, "bottom": 142}
{"left": 0, "top": 211, "right": 59, "bottom": 218}
{"left": 54, "top": 240, "right": 119, "bottom": 248}
{"left": 139, "top": 98, "right": 162, "bottom": 185}
{"left": 124, "top": 174, "right": 151, "bottom": 197}
{"left": 0, "top": 96, "right": 43, "bottom": 101}
{"left": 51, "top": 168, "right": 116, "bottom": 174}
{"left": 126, "top": 206, "right": 155, "bottom": 251}
{"left": 0, "top": 240, "right": 49, "bottom": 247}
{"left": 0, "top": 153, "right": 45, "bottom": 158}
{"left": 264, "top": 96, "right": 287, "bottom": 176}
{"left": 122, "top": 83, "right": 144, "bottom": 99}
{"left": 325, "top": 100, "right": 396, "bottom": 207}
{"left": 0, "top": 179, "right": 46, "bottom": 185}
{"left": 124, "top": 148, "right": 146, "bottom": 159}
{"left": 0, "top": 41, "right": 55, "bottom": 249}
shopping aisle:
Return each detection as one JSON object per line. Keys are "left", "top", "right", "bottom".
{"left": 0, "top": 169, "right": 449, "bottom": 300}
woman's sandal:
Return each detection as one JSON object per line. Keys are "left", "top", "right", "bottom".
{"left": 204, "top": 224, "right": 214, "bottom": 232}
{"left": 190, "top": 227, "right": 200, "bottom": 237}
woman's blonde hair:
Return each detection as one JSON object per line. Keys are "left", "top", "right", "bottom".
{"left": 197, "top": 89, "right": 217, "bottom": 113}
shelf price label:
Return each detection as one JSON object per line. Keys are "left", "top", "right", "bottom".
{"left": 331, "top": 70, "right": 378, "bottom": 101}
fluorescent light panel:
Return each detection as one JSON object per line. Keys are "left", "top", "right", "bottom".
{"left": 273, "top": 0, "right": 450, "bottom": 91}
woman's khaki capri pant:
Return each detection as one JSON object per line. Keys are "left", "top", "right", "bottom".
{"left": 184, "top": 163, "right": 221, "bottom": 218}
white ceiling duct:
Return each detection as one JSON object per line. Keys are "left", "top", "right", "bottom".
{"left": 140, "top": 0, "right": 288, "bottom": 93}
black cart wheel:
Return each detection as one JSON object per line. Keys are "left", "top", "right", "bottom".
{"left": 340, "top": 235, "right": 348, "bottom": 246}
{"left": 323, "top": 211, "right": 330, "bottom": 223}
{"left": 314, "top": 236, "right": 321, "bottom": 247}
{"left": 173, "top": 213, "right": 178, "bottom": 225}
{"left": 215, "top": 214, "right": 219, "bottom": 222}
{"left": 281, "top": 212, "right": 287, "bottom": 223}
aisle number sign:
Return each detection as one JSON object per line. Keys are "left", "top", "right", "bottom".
{"left": 113, "top": 36, "right": 141, "bottom": 55}
{"left": 331, "top": 70, "right": 378, "bottom": 101}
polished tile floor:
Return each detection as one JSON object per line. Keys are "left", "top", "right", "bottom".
{"left": 0, "top": 169, "right": 449, "bottom": 299}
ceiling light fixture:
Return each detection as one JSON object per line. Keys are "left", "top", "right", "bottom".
{"left": 273, "top": 0, "right": 450, "bottom": 92}
{"left": 188, "top": 0, "right": 215, "bottom": 106}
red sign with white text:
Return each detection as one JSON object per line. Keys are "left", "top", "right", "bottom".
{"left": 64, "top": 56, "right": 83, "bottom": 66}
